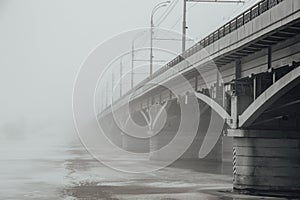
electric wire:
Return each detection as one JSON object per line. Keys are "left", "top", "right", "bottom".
{"left": 156, "top": 0, "right": 180, "bottom": 26}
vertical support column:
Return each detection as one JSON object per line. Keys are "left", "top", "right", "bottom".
{"left": 111, "top": 73, "right": 114, "bottom": 103}
{"left": 149, "top": 100, "right": 180, "bottom": 160}
{"left": 231, "top": 60, "right": 242, "bottom": 128}
{"left": 268, "top": 46, "right": 272, "bottom": 69}
{"left": 106, "top": 81, "right": 108, "bottom": 108}
{"left": 216, "top": 72, "right": 224, "bottom": 105}
{"left": 149, "top": 99, "right": 215, "bottom": 161}
{"left": 195, "top": 75, "right": 198, "bottom": 92}
{"left": 119, "top": 60, "right": 123, "bottom": 98}
{"left": 121, "top": 112, "right": 150, "bottom": 153}
{"left": 235, "top": 60, "right": 242, "bottom": 80}
{"left": 131, "top": 44, "right": 134, "bottom": 89}
{"left": 231, "top": 95, "right": 238, "bottom": 129}
{"left": 253, "top": 76, "right": 257, "bottom": 100}
{"left": 230, "top": 60, "right": 252, "bottom": 127}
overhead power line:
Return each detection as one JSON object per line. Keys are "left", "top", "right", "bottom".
{"left": 156, "top": 0, "right": 180, "bottom": 26}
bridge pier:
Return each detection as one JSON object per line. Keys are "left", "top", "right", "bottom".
{"left": 149, "top": 131, "right": 176, "bottom": 160}
{"left": 121, "top": 133, "right": 149, "bottom": 153}
{"left": 148, "top": 99, "right": 232, "bottom": 162}
{"left": 109, "top": 126, "right": 123, "bottom": 148}
{"left": 149, "top": 130, "right": 231, "bottom": 162}
{"left": 149, "top": 131, "right": 224, "bottom": 161}
{"left": 99, "top": 117, "right": 123, "bottom": 148}
{"left": 148, "top": 100, "right": 224, "bottom": 161}
{"left": 229, "top": 129, "right": 300, "bottom": 195}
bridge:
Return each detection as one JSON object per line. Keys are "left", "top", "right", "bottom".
{"left": 98, "top": 0, "right": 300, "bottom": 195}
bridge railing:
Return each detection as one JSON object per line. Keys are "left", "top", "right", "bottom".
{"left": 178, "top": 0, "right": 284, "bottom": 63}
{"left": 101, "top": 0, "right": 285, "bottom": 114}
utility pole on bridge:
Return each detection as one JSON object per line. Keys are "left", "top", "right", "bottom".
{"left": 182, "top": 0, "right": 245, "bottom": 53}
{"left": 120, "top": 58, "right": 123, "bottom": 98}
{"left": 150, "top": 1, "right": 171, "bottom": 76}
{"left": 112, "top": 72, "right": 114, "bottom": 104}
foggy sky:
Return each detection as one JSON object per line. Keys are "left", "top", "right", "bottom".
{"left": 0, "top": 0, "right": 258, "bottom": 143}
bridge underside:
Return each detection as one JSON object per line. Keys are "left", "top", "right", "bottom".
{"left": 102, "top": 100, "right": 232, "bottom": 162}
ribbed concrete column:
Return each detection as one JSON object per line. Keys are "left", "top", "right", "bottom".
{"left": 229, "top": 129, "right": 300, "bottom": 194}
{"left": 122, "top": 133, "right": 149, "bottom": 153}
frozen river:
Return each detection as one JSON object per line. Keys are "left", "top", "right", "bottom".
{"left": 0, "top": 142, "right": 288, "bottom": 200}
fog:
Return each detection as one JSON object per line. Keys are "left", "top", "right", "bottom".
{"left": 0, "top": 0, "right": 258, "bottom": 158}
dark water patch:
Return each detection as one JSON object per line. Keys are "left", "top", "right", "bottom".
{"left": 169, "top": 159, "right": 233, "bottom": 175}
{"left": 63, "top": 181, "right": 194, "bottom": 200}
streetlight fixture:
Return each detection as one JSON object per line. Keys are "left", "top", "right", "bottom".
{"left": 150, "top": 1, "right": 171, "bottom": 77}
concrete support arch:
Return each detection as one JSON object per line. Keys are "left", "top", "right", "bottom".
{"left": 194, "top": 92, "right": 231, "bottom": 125}
{"left": 194, "top": 92, "right": 232, "bottom": 160}
{"left": 239, "top": 66, "right": 300, "bottom": 128}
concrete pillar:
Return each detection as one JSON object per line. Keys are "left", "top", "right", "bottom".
{"left": 149, "top": 130, "right": 177, "bottom": 160}
{"left": 149, "top": 100, "right": 181, "bottom": 160}
{"left": 229, "top": 129, "right": 300, "bottom": 194}
{"left": 149, "top": 104, "right": 225, "bottom": 162}
{"left": 100, "top": 118, "right": 123, "bottom": 148}
{"left": 147, "top": 97, "right": 233, "bottom": 162}
{"left": 122, "top": 133, "right": 149, "bottom": 153}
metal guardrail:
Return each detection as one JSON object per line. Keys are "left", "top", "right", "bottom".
{"left": 102, "top": 0, "right": 284, "bottom": 114}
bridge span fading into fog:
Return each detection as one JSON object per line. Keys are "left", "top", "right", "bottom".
{"left": 99, "top": 0, "right": 300, "bottom": 194}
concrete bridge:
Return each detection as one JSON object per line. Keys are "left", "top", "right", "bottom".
{"left": 99, "top": 0, "right": 300, "bottom": 195}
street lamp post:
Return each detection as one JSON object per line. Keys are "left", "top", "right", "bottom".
{"left": 106, "top": 81, "right": 108, "bottom": 108}
{"left": 119, "top": 58, "right": 123, "bottom": 98}
{"left": 182, "top": 0, "right": 187, "bottom": 53}
{"left": 150, "top": 1, "right": 171, "bottom": 76}
{"left": 131, "top": 32, "right": 146, "bottom": 89}
{"left": 131, "top": 43, "right": 134, "bottom": 89}
{"left": 111, "top": 72, "right": 114, "bottom": 103}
